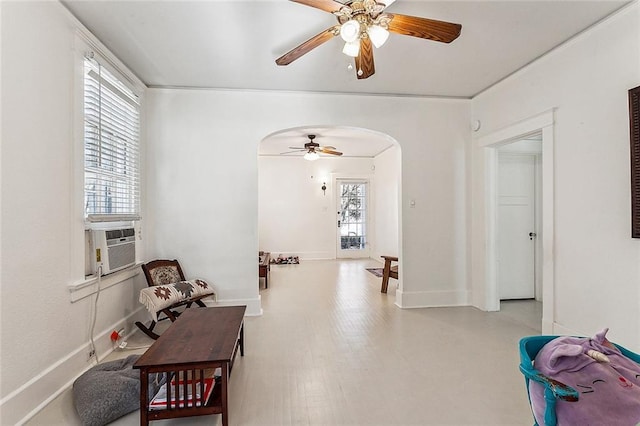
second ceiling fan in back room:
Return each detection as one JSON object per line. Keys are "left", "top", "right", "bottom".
{"left": 275, "top": 0, "right": 462, "bottom": 80}
{"left": 281, "top": 134, "right": 343, "bottom": 161}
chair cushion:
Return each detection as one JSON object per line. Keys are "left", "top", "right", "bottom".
{"left": 73, "top": 355, "right": 165, "bottom": 426}
{"left": 139, "top": 279, "right": 216, "bottom": 321}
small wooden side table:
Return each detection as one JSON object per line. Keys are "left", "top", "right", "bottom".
{"left": 259, "top": 252, "right": 271, "bottom": 288}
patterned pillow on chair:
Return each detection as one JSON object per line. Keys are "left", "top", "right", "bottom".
{"left": 149, "top": 265, "right": 181, "bottom": 285}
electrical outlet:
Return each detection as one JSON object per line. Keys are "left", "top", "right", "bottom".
{"left": 88, "top": 349, "right": 96, "bottom": 360}
{"left": 110, "top": 328, "right": 126, "bottom": 343}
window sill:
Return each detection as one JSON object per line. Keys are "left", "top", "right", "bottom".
{"left": 68, "top": 262, "right": 143, "bottom": 303}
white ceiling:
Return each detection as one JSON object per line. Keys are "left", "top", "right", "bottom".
{"left": 260, "top": 126, "right": 397, "bottom": 158}
{"left": 62, "top": 0, "right": 630, "bottom": 157}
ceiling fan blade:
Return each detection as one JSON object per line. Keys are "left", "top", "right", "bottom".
{"left": 276, "top": 25, "right": 340, "bottom": 66}
{"left": 287, "top": 147, "right": 306, "bottom": 150}
{"left": 320, "top": 145, "right": 336, "bottom": 150}
{"left": 387, "top": 14, "right": 462, "bottom": 43}
{"left": 290, "top": 0, "right": 344, "bottom": 13}
{"left": 355, "top": 37, "right": 375, "bottom": 80}
{"left": 319, "top": 148, "right": 343, "bottom": 156}
{"left": 280, "top": 149, "right": 306, "bottom": 155}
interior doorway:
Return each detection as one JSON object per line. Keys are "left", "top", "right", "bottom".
{"left": 477, "top": 110, "right": 555, "bottom": 333}
{"left": 497, "top": 138, "right": 542, "bottom": 301}
{"left": 258, "top": 126, "right": 402, "bottom": 301}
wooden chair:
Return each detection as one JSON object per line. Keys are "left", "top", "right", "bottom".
{"left": 135, "top": 259, "right": 215, "bottom": 340}
{"left": 380, "top": 255, "right": 398, "bottom": 293}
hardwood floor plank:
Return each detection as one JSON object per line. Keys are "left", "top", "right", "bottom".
{"left": 28, "top": 259, "right": 539, "bottom": 425}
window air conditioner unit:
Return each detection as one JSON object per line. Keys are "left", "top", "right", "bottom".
{"left": 90, "top": 228, "right": 136, "bottom": 275}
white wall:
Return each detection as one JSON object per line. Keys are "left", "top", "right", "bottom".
{"left": 0, "top": 2, "right": 149, "bottom": 423}
{"left": 258, "top": 156, "right": 375, "bottom": 260}
{"left": 372, "top": 145, "right": 401, "bottom": 261}
{"left": 0, "top": 2, "right": 467, "bottom": 422}
{"left": 471, "top": 3, "right": 640, "bottom": 348}
{"left": 145, "top": 89, "right": 470, "bottom": 311}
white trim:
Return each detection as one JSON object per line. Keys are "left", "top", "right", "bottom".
{"left": 87, "top": 214, "right": 142, "bottom": 223}
{"left": 552, "top": 322, "right": 585, "bottom": 337}
{"left": 2, "top": 309, "right": 147, "bottom": 425}
{"left": 484, "top": 149, "right": 499, "bottom": 311}
{"left": 72, "top": 27, "right": 145, "bottom": 93}
{"left": 540, "top": 125, "right": 556, "bottom": 334}
{"left": 148, "top": 84, "right": 472, "bottom": 100}
{"left": 477, "top": 110, "right": 554, "bottom": 147}
{"left": 268, "top": 251, "right": 333, "bottom": 260}
{"left": 209, "top": 296, "right": 263, "bottom": 317}
{"left": 395, "top": 289, "right": 470, "bottom": 309}
{"left": 477, "top": 110, "right": 555, "bottom": 332}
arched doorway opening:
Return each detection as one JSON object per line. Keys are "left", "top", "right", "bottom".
{"left": 257, "top": 125, "right": 403, "bottom": 296}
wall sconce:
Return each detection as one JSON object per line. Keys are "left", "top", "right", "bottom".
{"left": 321, "top": 182, "right": 327, "bottom": 195}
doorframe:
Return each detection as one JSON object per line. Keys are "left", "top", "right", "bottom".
{"left": 334, "top": 175, "right": 373, "bottom": 259}
{"left": 477, "top": 110, "right": 555, "bottom": 333}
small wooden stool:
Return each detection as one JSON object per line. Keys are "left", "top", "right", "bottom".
{"left": 259, "top": 251, "right": 271, "bottom": 288}
{"left": 380, "top": 255, "right": 398, "bottom": 293}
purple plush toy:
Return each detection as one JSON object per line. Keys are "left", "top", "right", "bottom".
{"left": 530, "top": 329, "right": 640, "bottom": 425}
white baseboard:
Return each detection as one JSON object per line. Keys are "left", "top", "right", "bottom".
{"left": 541, "top": 317, "right": 555, "bottom": 334}
{"left": 268, "top": 251, "right": 333, "bottom": 261}
{"left": 2, "top": 307, "right": 148, "bottom": 425}
{"left": 209, "top": 296, "right": 263, "bottom": 316}
{"left": 395, "top": 289, "right": 470, "bottom": 308}
{"left": 550, "top": 322, "right": 584, "bottom": 337}
{"left": 6, "top": 294, "right": 262, "bottom": 424}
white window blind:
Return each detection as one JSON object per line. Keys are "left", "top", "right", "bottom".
{"left": 84, "top": 56, "right": 141, "bottom": 222}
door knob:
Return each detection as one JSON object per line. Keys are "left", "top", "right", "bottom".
{"left": 529, "top": 232, "right": 537, "bottom": 240}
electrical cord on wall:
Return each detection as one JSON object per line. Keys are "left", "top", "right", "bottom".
{"left": 115, "top": 343, "right": 151, "bottom": 351}
{"left": 88, "top": 265, "right": 102, "bottom": 364}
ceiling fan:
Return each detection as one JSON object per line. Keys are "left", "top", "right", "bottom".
{"left": 282, "top": 134, "right": 343, "bottom": 161}
{"left": 275, "top": 0, "right": 462, "bottom": 80}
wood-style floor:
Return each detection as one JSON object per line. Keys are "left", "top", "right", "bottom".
{"left": 28, "top": 258, "right": 541, "bottom": 425}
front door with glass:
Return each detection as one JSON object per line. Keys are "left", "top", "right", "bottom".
{"left": 336, "top": 180, "right": 370, "bottom": 258}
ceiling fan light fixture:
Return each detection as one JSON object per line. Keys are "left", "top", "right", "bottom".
{"left": 304, "top": 150, "right": 319, "bottom": 161}
{"left": 340, "top": 19, "right": 361, "bottom": 43}
{"left": 367, "top": 25, "right": 389, "bottom": 48}
{"left": 342, "top": 40, "right": 360, "bottom": 57}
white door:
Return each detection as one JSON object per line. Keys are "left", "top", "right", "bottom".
{"left": 498, "top": 154, "right": 536, "bottom": 299}
{"left": 336, "top": 180, "right": 370, "bottom": 258}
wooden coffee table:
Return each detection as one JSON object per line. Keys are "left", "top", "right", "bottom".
{"left": 133, "top": 306, "right": 246, "bottom": 426}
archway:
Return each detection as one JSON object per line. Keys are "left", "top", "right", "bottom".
{"left": 257, "top": 125, "right": 403, "bottom": 297}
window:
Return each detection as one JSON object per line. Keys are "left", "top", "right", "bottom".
{"left": 83, "top": 56, "right": 140, "bottom": 222}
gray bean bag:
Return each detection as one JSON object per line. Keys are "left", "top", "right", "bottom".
{"left": 73, "top": 355, "right": 164, "bottom": 426}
